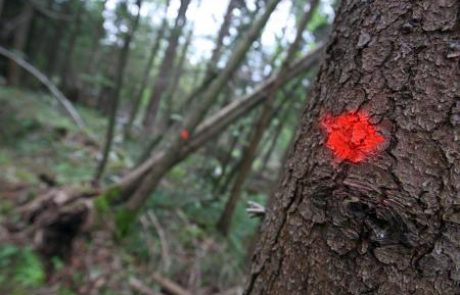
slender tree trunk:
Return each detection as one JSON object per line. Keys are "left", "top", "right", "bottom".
{"left": 124, "top": 18, "right": 169, "bottom": 138}
{"left": 94, "top": 0, "right": 143, "bottom": 183}
{"left": 164, "top": 27, "right": 193, "bottom": 126}
{"left": 8, "top": 2, "right": 33, "bottom": 86}
{"left": 142, "top": 0, "right": 192, "bottom": 129}
{"left": 84, "top": 0, "right": 107, "bottom": 75}
{"left": 125, "top": 0, "right": 171, "bottom": 137}
{"left": 212, "top": 123, "right": 247, "bottom": 193}
{"left": 244, "top": 0, "right": 460, "bottom": 294}
{"left": 115, "top": 47, "right": 321, "bottom": 209}
{"left": 259, "top": 79, "right": 304, "bottom": 172}
{"left": 216, "top": 0, "right": 320, "bottom": 235}
{"left": 259, "top": 119, "right": 284, "bottom": 171}
{"left": 123, "top": 0, "right": 283, "bottom": 211}
{"left": 216, "top": 102, "right": 274, "bottom": 235}
{"left": 117, "top": 47, "right": 321, "bottom": 187}
{"left": 60, "top": 0, "right": 85, "bottom": 93}
{"left": 44, "top": 1, "right": 71, "bottom": 77}
{"left": 0, "top": 0, "right": 4, "bottom": 20}
{"left": 204, "top": 0, "right": 239, "bottom": 79}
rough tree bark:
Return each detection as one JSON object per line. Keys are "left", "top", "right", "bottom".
{"left": 244, "top": 0, "right": 460, "bottom": 294}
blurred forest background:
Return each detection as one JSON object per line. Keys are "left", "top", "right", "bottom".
{"left": 0, "top": 0, "right": 335, "bottom": 294}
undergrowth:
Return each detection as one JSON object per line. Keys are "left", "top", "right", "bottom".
{"left": 0, "top": 87, "right": 264, "bottom": 293}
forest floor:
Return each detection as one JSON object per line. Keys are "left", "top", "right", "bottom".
{"left": 0, "top": 87, "right": 262, "bottom": 295}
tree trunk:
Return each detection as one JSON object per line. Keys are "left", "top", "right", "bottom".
{"left": 122, "top": 0, "right": 283, "bottom": 211}
{"left": 84, "top": 0, "right": 107, "bottom": 76}
{"left": 124, "top": 17, "right": 169, "bottom": 138}
{"left": 8, "top": 2, "right": 33, "bottom": 86}
{"left": 116, "top": 46, "right": 321, "bottom": 210}
{"left": 0, "top": 0, "right": 4, "bottom": 19}
{"left": 217, "top": 0, "right": 320, "bottom": 235}
{"left": 259, "top": 83, "right": 301, "bottom": 172}
{"left": 44, "top": 1, "right": 71, "bottom": 78}
{"left": 60, "top": 0, "right": 85, "bottom": 93}
{"left": 93, "top": 0, "right": 143, "bottom": 182}
{"left": 142, "top": 0, "right": 191, "bottom": 129}
{"left": 216, "top": 102, "right": 274, "bottom": 235}
{"left": 244, "top": 0, "right": 460, "bottom": 294}
{"left": 164, "top": 27, "right": 193, "bottom": 126}
{"left": 204, "top": 0, "right": 239, "bottom": 79}
{"left": 212, "top": 123, "right": 247, "bottom": 193}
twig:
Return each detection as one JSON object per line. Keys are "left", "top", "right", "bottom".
{"left": 0, "top": 45, "right": 86, "bottom": 129}
{"left": 151, "top": 272, "right": 193, "bottom": 295}
{"left": 147, "top": 210, "right": 172, "bottom": 272}
{"left": 129, "top": 277, "right": 161, "bottom": 295}
{"left": 246, "top": 201, "right": 265, "bottom": 218}
{"left": 139, "top": 215, "right": 158, "bottom": 265}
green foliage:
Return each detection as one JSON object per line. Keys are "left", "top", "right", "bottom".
{"left": 59, "top": 287, "right": 77, "bottom": 295}
{"left": 14, "top": 249, "right": 45, "bottom": 287}
{"left": 114, "top": 208, "right": 139, "bottom": 239}
{"left": 95, "top": 186, "right": 122, "bottom": 213}
{"left": 168, "top": 165, "right": 187, "bottom": 180}
{"left": 0, "top": 88, "right": 110, "bottom": 184}
{"left": 307, "top": 7, "right": 328, "bottom": 32}
{"left": 94, "top": 194, "right": 111, "bottom": 214}
{"left": 0, "top": 245, "right": 45, "bottom": 290}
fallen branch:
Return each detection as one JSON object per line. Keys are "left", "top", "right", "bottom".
{"left": 151, "top": 272, "right": 193, "bottom": 295}
{"left": 0, "top": 45, "right": 86, "bottom": 129}
{"left": 117, "top": 46, "right": 323, "bottom": 190}
{"left": 129, "top": 277, "right": 161, "bottom": 295}
{"left": 193, "top": 44, "right": 324, "bottom": 141}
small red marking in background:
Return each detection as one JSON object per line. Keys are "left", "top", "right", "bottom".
{"left": 321, "top": 111, "right": 384, "bottom": 163}
{"left": 180, "top": 129, "right": 190, "bottom": 140}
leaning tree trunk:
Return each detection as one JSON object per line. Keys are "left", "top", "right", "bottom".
{"left": 122, "top": 0, "right": 283, "bottom": 211}
{"left": 244, "top": 0, "right": 460, "bottom": 294}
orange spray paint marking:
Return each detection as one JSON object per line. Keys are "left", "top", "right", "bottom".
{"left": 321, "top": 111, "right": 384, "bottom": 163}
{"left": 180, "top": 129, "right": 190, "bottom": 140}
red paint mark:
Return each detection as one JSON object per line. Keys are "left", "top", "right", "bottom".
{"left": 322, "top": 111, "right": 384, "bottom": 163}
{"left": 180, "top": 128, "right": 190, "bottom": 140}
